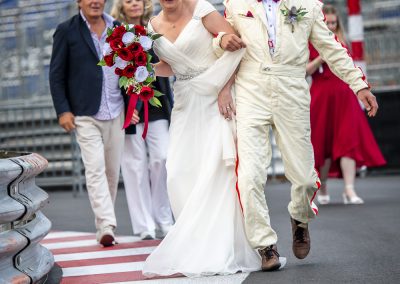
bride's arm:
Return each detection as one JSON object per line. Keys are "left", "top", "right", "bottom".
{"left": 218, "top": 68, "right": 238, "bottom": 120}
{"left": 153, "top": 60, "right": 174, "bottom": 77}
{"left": 202, "top": 12, "right": 242, "bottom": 119}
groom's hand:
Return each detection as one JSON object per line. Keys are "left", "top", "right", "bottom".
{"left": 357, "top": 88, "right": 379, "bottom": 117}
{"left": 220, "top": 34, "right": 246, "bottom": 52}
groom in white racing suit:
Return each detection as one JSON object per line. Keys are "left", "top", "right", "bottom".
{"left": 213, "top": 0, "right": 378, "bottom": 271}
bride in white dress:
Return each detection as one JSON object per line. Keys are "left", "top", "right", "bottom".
{"left": 142, "top": 0, "right": 280, "bottom": 277}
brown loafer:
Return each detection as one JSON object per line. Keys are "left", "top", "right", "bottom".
{"left": 258, "top": 245, "right": 281, "bottom": 271}
{"left": 291, "top": 217, "right": 310, "bottom": 259}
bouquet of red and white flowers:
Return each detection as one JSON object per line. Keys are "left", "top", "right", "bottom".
{"left": 98, "top": 24, "right": 163, "bottom": 139}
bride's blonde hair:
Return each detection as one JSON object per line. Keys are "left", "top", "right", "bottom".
{"left": 110, "top": 0, "right": 153, "bottom": 25}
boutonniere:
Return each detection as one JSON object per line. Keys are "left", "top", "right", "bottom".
{"left": 281, "top": 5, "right": 308, "bottom": 33}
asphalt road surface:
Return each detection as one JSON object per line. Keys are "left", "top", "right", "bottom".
{"left": 43, "top": 175, "right": 400, "bottom": 283}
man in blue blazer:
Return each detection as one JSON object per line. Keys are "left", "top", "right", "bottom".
{"left": 49, "top": 0, "right": 124, "bottom": 247}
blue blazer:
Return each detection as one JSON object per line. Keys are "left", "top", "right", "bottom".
{"left": 49, "top": 14, "right": 106, "bottom": 116}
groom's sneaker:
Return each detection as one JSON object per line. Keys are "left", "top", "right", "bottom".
{"left": 291, "top": 217, "right": 310, "bottom": 259}
{"left": 96, "top": 225, "right": 115, "bottom": 247}
{"left": 258, "top": 245, "right": 281, "bottom": 271}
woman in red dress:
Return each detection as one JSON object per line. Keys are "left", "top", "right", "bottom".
{"left": 307, "top": 4, "right": 386, "bottom": 205}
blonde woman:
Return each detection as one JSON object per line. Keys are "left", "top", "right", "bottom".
{"left": 111, "top": 0, "right": 174, "bottom": 240}
{"left": 111, "top": 0, "right": 153, "bottom": 25}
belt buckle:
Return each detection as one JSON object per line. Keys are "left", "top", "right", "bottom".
{"left": 261, "top": 66, "right": 271, "bottom": 72}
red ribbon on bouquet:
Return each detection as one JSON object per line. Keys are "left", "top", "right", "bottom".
{"left": 122, "top": 86, "right": 155, "bottom": 139}
{"left": 123, "top": 86, "right": 139, "bottom": 130}
{"left": 138, "top": 86, "right": 155, "bottom": 139}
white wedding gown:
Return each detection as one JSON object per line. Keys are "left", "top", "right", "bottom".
{"left": 142, "top": 0, "right": 261, "bottom": 277}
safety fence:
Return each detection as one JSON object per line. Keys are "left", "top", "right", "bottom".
{"left": 324, "top": 0, "right": 400, "bottom": 91}
{"left": 0, "top": 151, "right": 54, "bottom": 283}
{"left": 364, "top": 30, "right": 400, "bottom": 91}
{"left": 0, "top": 104, "right": 85, "bottom": 194}
{"left": 363, "top": 0, "right": 400, "bottom": 28}
{"left": 1, "top": 0, "right": 399, "bottom": 103}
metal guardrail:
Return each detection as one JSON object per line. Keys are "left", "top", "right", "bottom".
{"left": 0, "top": 104, "right": 85, "bottom": 194}
{"left": 0, "top": 151, "right": 54, "bottom": 284}
{"left": 364, "top": 30, "right": 400, "bottom": 90}
{"left": 363, "top": 0, "right": 400, "bottom": 28}
{"left": 1, "top": 0, "right": 399, "bottom": 103}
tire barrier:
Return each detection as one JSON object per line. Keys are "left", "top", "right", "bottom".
{"left": 0, "top": 151, "right": 54, "bottom": 284}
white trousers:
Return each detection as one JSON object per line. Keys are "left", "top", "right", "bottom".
{"left": 74, "top": 112, "right": 125, "bottom": 230}
{"left": 235, "top": 63, "right": 320, "bottom": 249}
{"left": 121, "top": 119, "right": 173, "bottom": 235}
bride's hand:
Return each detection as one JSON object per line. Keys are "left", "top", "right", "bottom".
{"left": 218, "top": 87, "right": 235, "bottom": 121}
{"left": 221, "top": 34, "right": 246, "bottom": 52}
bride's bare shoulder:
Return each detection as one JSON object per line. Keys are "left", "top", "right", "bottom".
{"left": 149, "top": 14, "right": 161, "bottom": 31}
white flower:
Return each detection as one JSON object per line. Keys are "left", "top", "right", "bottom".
{"left": 114, "top": 56, "right": 128, "bottom": 69}
{"left": 139, "top": 36, "right": 153, "bottom": 51}
{"left": 102, "top": 42, "right": 112, "bottom": 56}
{"left": 135, "top": 66, "right": 149, "bottom": 83}
{"left": 122, "top": 32, "right": 135, "bottom": 45}
{"left": 128, "top": 24, "right": 135, "bottom": 30}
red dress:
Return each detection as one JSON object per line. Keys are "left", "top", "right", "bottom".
{"left": 309, "top": 44, "right": 386, "bottom": 177}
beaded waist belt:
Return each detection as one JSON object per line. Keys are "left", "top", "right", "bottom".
{"left": 175, "top": 67, "right": 207, "bottom": 81}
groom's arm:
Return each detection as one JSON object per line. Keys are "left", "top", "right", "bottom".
{"left": 309, "top": 1, "right": 378, "bottom": 116}
{"left": 309, "top": 2, "right": 367, "bottom": 94}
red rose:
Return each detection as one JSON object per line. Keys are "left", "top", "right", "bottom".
{"left": 134, "top": 51, "right": 147, "bottom": 66}
{"left": 115, "top": 67, "right": 123, "bottom": 76}
{"left": 139, "top": 86, "right": 154, "bottom": 101}
{"left": 128, "top": 42, "right": 143, "bottom": 54}
{"left": 104, "top": 52, "right": 115, "bottom": 67}
{"left": 110, "top": 39, "right": 124, "bottom": 51}
{"left": 113, "top": 25, "right": 126, "bottom": 39}
{"left": 127, "top": 85, "right": 136, "bottom": 96}
{"left": 118, "top": 47, "right": 135, "bottom": 61}
{"left": 123, "top": 64, "right": 136, "bottom": 78}
{"left": 134, "top": 25, "right": 147, "bottom": 36}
